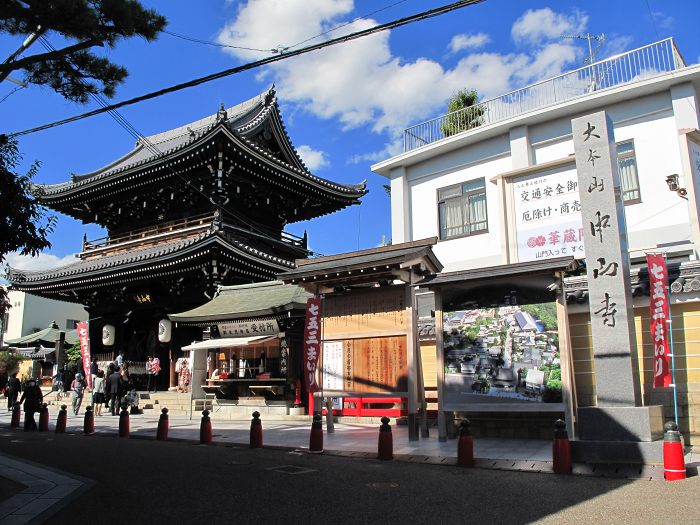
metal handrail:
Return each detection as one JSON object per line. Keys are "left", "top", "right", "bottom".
{"left": 403, "top": 38, "right": 686, "bottom": 152}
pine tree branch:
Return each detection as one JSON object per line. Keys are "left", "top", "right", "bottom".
{"left": 0, "top": 37, "right": 101, "bottom": 74}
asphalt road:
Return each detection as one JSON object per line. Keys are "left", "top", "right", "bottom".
{"left": 0, "top": 430, "right": 698, "bottom": 525}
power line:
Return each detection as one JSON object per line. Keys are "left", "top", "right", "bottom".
{"left": 163, "top": 30, "right": 273, "bottom": 53}
{"left": 164, "top": 0, "right": 410, "bottom": 54}
{"left": 5, "top": 0, "right": 484, "bottom": 139}
{"left": 288, "top": 0, "right": 410, "bottom": 49}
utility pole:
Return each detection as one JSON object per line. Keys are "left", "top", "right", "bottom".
{"left": 561, "top": 33, "right": 606, "bottom": 91}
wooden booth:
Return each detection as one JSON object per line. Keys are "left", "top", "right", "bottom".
{"left": 278, "top": 238, "right": 443, "bottom": 439}
{"left": 170, "top": 281, "right": 311, "bottom": 415}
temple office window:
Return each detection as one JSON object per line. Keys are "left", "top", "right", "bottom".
{"left": 66, "top": 319, "right": 80, "bottom": 330}
{"left": 617, "top": 140, "right": 641, "bottom": 204}
{"left": 438, "top": 178, "right": 488, "bottom": 240}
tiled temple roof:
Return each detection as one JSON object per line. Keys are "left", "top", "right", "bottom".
{"left": 34, "top": 87, "right": 366, "bottom": 199}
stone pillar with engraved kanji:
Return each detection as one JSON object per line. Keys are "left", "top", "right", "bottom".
{"left": 572, "top": 111, "right": 663, "bottom": 445}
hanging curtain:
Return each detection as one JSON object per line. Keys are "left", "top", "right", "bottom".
{"left": 468, "top": 192, "right": 487, "bottom": 232}
{"left": 440, "top": 199, "right": 465, "bottom": 238}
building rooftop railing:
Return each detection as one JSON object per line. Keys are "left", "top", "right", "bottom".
{"left": 403, "top": 38, "right": 686, "bottom": 152}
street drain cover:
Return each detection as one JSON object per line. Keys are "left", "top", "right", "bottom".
{"left": 366, "top": 482, "right": 399, "bottom": 489}
{"left": 266, "top": 465, "right": 316, "bottom": 475}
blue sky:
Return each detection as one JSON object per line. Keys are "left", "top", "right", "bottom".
{"left": 2, "top": 0, "right": 699, "bottom": 275}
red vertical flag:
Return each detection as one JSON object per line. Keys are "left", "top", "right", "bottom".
{"left": 647, "top": 254, "right": 671, "bottom": 388}
{"left": 302, "top": 297, "right": 322, "bottom": 392}
{"left": 77, "top": 322, "right": 92, "bottom": 389}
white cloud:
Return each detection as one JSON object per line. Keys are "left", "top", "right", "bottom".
{"left": 347, "top": 140, "right": 403, "bottom": 165}
{"left": 651, "top": 11, "right": 674, "bottom": 32}
{"left": 218, "top": 2, "right": 592, "bottom": 159}
{"left": 512, "top": 8, "right": 587, "bottom": 45}
{"left": 448, "top": 33, "right": 490, "bottom": 53}
{"left": 296, "top": 145, "right": 330, "bottom": 170}
{"left": 4, "top": 252, "right": 77, "bottom": 272}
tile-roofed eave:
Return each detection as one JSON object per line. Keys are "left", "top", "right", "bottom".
{"left": 7, "top": 230, "right": 296, "bottom": 290}
{"left": 233, "top": 130, "right": 367, "bottom": 198}
{"left": 278, "top": 238, "right": 440, "bottom": 282}
{"left": 169, "top": 280, "right": 311, "bottom": 323}
{"left": 34, "top": 88, "right": 274, "bottom": 197}
{"left": 419, "top": 256, "right": 579, "bottom": 288}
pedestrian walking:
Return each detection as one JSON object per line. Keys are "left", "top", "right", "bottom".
{"left": 108, "top": 368, "right": 122, "bottom": 416}
{"left": 90, "top": 358, "right": 99, "bottom": 388}
{"left": 92, "top": 370, "right": 106, "bottom": 416}
{"left": 150, "top": 355, "right": 160, "bottom": 393}
{"left": 146, "top": 356, "right": 153, "bottom": 392}
{"left": 71, "top": 373, "right": 86, "bottom": 415}
{"left": 52, "top": 369, "right": 65, "bottom": 401}
{"left": 5, "top": 372, "right": 20, "bottom": 411}
{"left": 19, "top": 378, "right": 42, "bottom": 430}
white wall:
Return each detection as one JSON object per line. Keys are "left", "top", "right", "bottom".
{"left": 3, "top": 290, "right": 87, "bottom": 340}
{"left": 395, "top": 84, "right": 699, "bottom": 271}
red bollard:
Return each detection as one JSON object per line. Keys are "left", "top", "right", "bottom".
{"left": 156, "top": 408, "right": 169, "bottom": 441}
{"left": 552, "top": 419, "right": 571, "bottom": 474}
{"left": 83, "top": 405, "right": 94, "bottom": 435}
{"left": 663, "top": 421, "right": 686, "bottom": 481}
{"left": 250, "top": 411, "right": 263, "bottom": 449}
{"left": 378, "top": 416, "right": 393, "bottom": 460}
{"left": 293, "top": 379, "right": 303, "bottom": 407}
{"left": 119, "top": 404, "right": 130, "bottom": 438}
{"left": 10, "top": 402, "right": 21, "bottom": 428}
{"left": 55, "top": 405, "right": 67, "bottom": 434}
{"left": 200, "top": 410, "right": 212, "bottom": 445}
{"left": 38, "top": 403, "right": 49, "bottom": 432}
{"left": 309, "top": 411, "right": 324, "bottom": 454}
{"left": 457, "top": 419, "right": 475, "bottom": 467}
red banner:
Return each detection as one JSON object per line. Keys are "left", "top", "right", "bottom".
{"left": 302, "top": 297, "right": 322, "bottom": 393}
{"left": 77, "top": 322, "right": 92, "bottom": 389}
{"left": 647, "top": 254, "right": 671, "bottom": 388}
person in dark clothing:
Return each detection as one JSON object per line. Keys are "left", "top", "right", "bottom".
{"left": 19, "top": 378, "right": 42, "bottom": 430}
{"left": 6, "top": 373, "right": 20, "bottom": 411}
{"left": 108, "top": 369, "right": 122, "bottom": 416}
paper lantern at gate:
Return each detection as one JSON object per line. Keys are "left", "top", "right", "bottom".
{"left": 158, "top": 319, "right": 172, "bottom": 343}
{"left": 102, "top": 324, "right": 115, "bottom": 346}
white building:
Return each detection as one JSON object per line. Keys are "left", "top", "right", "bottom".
{"left": 373, "top": 39, "right": 700, "bottom": 270}
{"left": 1, "top": 286, "right": 87, "bottom": 346}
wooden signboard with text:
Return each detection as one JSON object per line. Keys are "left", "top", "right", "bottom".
{"left": 322, "top": 336, "right": 407, "bottom": 394}
{"left": 323, "top": 287, "right": 407, "bottom": 339}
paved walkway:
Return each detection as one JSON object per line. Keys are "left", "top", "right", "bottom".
{"left": 0, "top": 451, "right": 89, "bottom": 524}
{"left": 2, "top": 409, "right": 694, "bottom": 482}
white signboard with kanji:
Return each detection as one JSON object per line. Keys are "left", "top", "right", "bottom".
{"left": 322, "top": 341, "right": 344, "bottom": 391}
{"left": 513, "top": 166, "right": 585, "bottom": 262}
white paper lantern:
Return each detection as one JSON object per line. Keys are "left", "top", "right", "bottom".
{"left": 102, "top": 324, "right": 115, "bottom": 346}
{"left": 158, "top": 319, "right": 172, "bottom": 343}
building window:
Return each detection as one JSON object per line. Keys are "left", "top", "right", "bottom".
{"left": 438, "top": 178, "right": 488, "bottom": 240}
{"left": 66, "top": 319, "right": 80, "bottom": 330}
{"left": 617, "top": 140, "right": 641, "bottom": 204}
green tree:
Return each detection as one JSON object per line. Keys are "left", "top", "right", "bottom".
{"left": 440, "top": 88, "right": 484, "bottom": 138}
{"left": 0, "top": 0, "right": 167, "bottom": 102}
{"left": 65, "top": 342, "right": 82, "bottom": 363}
{"left": 521, "top": 303, "right": 558, "bottom": 331}
{"left": 0, "top": 137, "right": 55, "bottom": 317}
{"left": 0, "top": 350, "right": 24, "bottom": 375}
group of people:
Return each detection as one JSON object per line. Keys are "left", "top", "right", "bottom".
{"left": 3, "top": 372, "right": 43, "bottom": 430}
{"left": 4, "top": 352, "right": 164, "bottom": 426}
